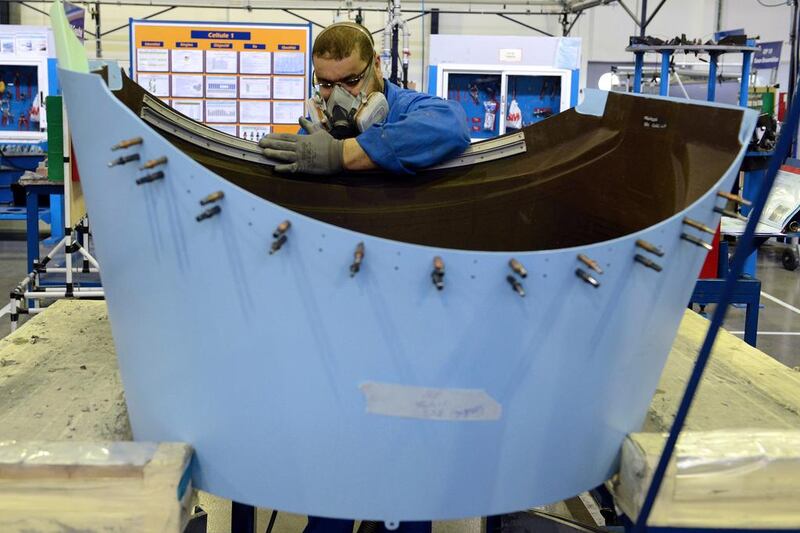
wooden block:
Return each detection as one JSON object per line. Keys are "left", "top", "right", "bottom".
{"left": 611, "top": 311, "right": 800, "bottom": 528}
{"left": 614, "top": 430, "right": 800, "bottom": 528}
{"left": 0, "top": 441, "right": 193, "bottom": 532}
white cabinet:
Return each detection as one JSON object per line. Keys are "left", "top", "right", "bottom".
{"left": 434, "top": 64, "right": 574, "bottom": 141}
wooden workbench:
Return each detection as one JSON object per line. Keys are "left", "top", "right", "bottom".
{"left": 1, "top": 300, "right": 799, "bottom": 532}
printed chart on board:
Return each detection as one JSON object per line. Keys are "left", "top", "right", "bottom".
{"left": 130, "top": 20, "right": 311, "bottom": 139}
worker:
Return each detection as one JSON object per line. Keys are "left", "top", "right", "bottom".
{"left": 261, "top": 21, "right": 469, "bottom": 533}
{"left": 259, "top": 21, "right": 470, "bottom": 175}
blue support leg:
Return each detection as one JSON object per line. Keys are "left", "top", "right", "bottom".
{"left": 26, "top": 190, "right": 40, "bottom": 274}
{"left": 48, "top": 193, "right": 65, "bottom": 242}
{"left": 633, "top": 52, "right": 644, "bottom": 94}
{"left": 744, "top": 280, "right": 761, "bottom": 347}
{"left": 231, "top": 501, "right": 255, "bottom": 533}
{"left": 739, "top": 50, "right": 753, "bottom": 108}
{"left": 706, "top": 52, "right": 718, "bottom": 102}
{"left": 659, "top": 52, "right": 670, "bottom": 96}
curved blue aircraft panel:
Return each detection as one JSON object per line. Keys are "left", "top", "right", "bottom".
{"left": 59, "top": 68, "right": 755, "bottom": 521}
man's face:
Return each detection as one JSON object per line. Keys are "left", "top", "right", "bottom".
{"left": 313, "top": 48, "right": 380, "bottom": 100}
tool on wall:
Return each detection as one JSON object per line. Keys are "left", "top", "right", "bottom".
{"left": 469, "top": 84, "right": 479, "bottom": 105}
{"left": 0, "top": 97, "right": 10, "bottom": 126}
{"left": 483, "top": 87, "right": 498, "bottom": 132}
{"left": 506, "top": 80, "right": 522, "bottom": 130}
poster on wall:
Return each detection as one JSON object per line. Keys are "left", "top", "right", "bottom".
{"left": 130, "top": 20, "right": 311, "bottom": 137}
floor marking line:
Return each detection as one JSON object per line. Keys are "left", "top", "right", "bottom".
{"left": 0, "top": 303, "right": 10, "bottom": 319}
{"left": 761, "top": 291, "right": 800, "bottom": 315}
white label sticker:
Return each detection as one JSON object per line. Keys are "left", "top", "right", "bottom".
{"left": 360, "top": 382, "right": 502, "bottom": 421}
{"left": 499, "top": 48, "right": 522, "bottom": 62}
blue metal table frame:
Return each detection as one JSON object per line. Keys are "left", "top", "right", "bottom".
{"left": 689, "top": 277, "right": 760, "bottom": 346}
{"left": 689, "top": 240, "right": 760, "bottom": 346}
{"left": 740, "top": 150, "right": 777, "bottom": 277}
{"left": 24, "top": 181, "right": 64, "bottom": 273}
{"left": 625, "top": 43, "right": 757, "bottom": 102}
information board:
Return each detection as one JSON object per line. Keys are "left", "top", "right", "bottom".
{"left": 130, "top": 20, "right": 311, "bottom": 139}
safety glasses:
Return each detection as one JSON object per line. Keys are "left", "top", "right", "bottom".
{"left": 313, "top": 61, "right": 371, "bottom": 90}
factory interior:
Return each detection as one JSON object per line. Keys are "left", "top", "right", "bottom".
{"left": 0, "top": 0, "right": 799, "bottom": 532}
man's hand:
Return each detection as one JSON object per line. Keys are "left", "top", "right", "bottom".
{"left": 259, "top": 117, "right": 344, "bottom": 175}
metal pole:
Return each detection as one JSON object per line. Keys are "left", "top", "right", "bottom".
{"left": 659, "top": 51, "right": 670, "bottom": 96}
{"left": 791, "top": 2, "right": 798, "bottom": 114}
{"left": 790, "top": 0, "right": 800, "bottom": 158}
{"left": 739, "top": 49, "right": 753, "bottom": 108}
{"left": 93, "top": 2, "right": 102, "bottom": 58}
{"left": 633, "top": 51, "right": 644, "bottom": 93}
{"left": 639, "top": 0, "right": 648, "bottom": 37}
{"left": 706, "top": 52, "right": 718, "bottom": 102}
{"left": 231, "top": 502, "right": 255, "bottom": 533}
{"left": 643, "top": 0, "right": 668, "bottom": 30}
{"left": 390, "top": 24, "right": 399, "bottom": 85}
{"left": 565, "top": 11, "right": 582, "bottom": 36}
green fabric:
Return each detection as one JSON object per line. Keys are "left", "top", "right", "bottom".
{"left": 50, "top": 0, "right": 89, "bottom": 73}
{"left": 760, "top": 92, "right": 775, "bottom": 115}
{"left": 46, "top": 95, "right": 64, "bottom": 182}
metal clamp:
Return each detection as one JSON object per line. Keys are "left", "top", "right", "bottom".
{"left": 509, "top": 258, "right": 527, "bottom": 278}
{"left": 196, "top": 205, "right": 221, "bottom": 222}
{"left": 506, "top": 275, "right": 525, "bottom": 297}
{"left": 350, "top": 242, "right": 365, "bottom": 277}
{"left": 431, "top": 256, "right": 445, "bottom": 291}
{"left": 111, "top": 137, "right": 143, "bottom": 151}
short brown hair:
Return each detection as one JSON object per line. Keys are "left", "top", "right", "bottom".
{"left": 313, "top": 22, "right": 374, "bottom": 64}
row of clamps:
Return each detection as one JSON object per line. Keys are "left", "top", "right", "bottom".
{"left": 681, "top": 190, "right": 751, "bottom": 250}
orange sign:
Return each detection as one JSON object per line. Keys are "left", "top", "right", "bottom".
{"left": 130, "top": 20, "right": 311, "bottom": 136}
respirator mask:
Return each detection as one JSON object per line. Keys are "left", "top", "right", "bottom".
{"left": 306, "top": 61, "right": 389, "bottom": 139}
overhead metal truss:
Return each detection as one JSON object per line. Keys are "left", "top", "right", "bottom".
{"left": 10, "top": 0, "right": 670, "bottom": 53}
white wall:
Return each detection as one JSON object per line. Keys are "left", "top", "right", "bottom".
{"left": 18, "top": 0, "right": 794, "bottom": 90}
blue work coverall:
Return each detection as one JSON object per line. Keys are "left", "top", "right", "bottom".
{"left": 303, "top": 81, "right": 469, "bottom": 533}
{"left": 303, "top": 78, "right": 470, "bottom": 174}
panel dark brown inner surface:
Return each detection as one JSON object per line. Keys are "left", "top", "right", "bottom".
{"left": 112, "top": 72, "right": 743, "bottom": 251}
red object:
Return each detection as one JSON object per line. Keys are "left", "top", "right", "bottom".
{"left": 778, "top": 92, "right": 787, "bottom": 122}
{"left": 71, "top": 144, "right": 81, "bottom": 182}
{"left": 781, "top": 164, "right": 800, "bottom": 174}
{"left": 698, "top": 225, "right": 721, "bottom": 278}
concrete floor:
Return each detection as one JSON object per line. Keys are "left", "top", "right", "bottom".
{"left": 700, "top": 241, "right": 800, "bottom": 368}
{"left": 0, "top": 229, "right": 32, "bottom": 340}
